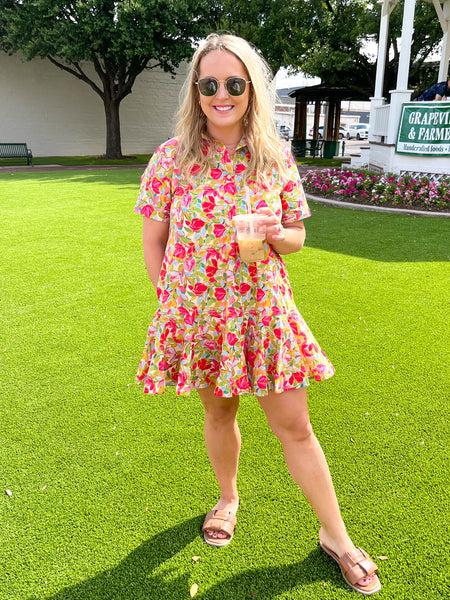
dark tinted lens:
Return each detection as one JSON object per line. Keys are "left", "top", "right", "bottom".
{"left": 198, "top": 78, "right": 218, "bottom": 96}
{"left": 226, "top": 77, "right": 246, "bottom": 96}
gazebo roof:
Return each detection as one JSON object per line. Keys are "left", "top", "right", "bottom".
{"left": 288, "top": 83, "right": 371, "bottom": 102}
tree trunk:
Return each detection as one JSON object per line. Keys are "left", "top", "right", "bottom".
{"left": 103, "top": 98, "right": 123, "bottom": 159}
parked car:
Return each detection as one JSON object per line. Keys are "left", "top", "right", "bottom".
{"left": 308, "top": 125, "right": 347, "bottom": 139}
{"left": 346, "top": 123, "right": 369, "bottom": 140}
{"left": 278, "top": 125, "right": 292, "bottom": 140}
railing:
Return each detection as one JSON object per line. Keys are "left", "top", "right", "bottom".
{"left": 373, "top": 104, "right": 390, "bottom": 137}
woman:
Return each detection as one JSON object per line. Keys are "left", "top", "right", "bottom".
{"left": 135, "top": 33, "right": 381, "bottom": 596}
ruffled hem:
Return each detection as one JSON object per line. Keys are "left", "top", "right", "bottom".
{"left": 136, "top": 306, "right": 334, "bottom": 398}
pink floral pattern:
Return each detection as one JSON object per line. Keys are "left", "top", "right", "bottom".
{"left": 134, "top": 137, "right": 334, "bottom": 397}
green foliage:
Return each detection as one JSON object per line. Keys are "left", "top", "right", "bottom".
{"left": 0, "top": 0, "right": 207, "bottom": 74}
{"left": 0, "top": 0, "right": 212, "bottom": 157}
{"left": 212, "top": 0, "right": 443, "bottom": 95}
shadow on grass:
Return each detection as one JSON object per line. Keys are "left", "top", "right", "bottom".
{"left": 194, "top": 548, "right": 342, "bottom": 600}
{"left": 0, "top": 169, "right": 143, "bottom": 189}
{"left": 26, "top": 515, "right": 343, "bottom": 600}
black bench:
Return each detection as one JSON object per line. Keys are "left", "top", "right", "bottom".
{"left": 0, "top": 143, "right": 33, "bottom": 166}
{"left": 291, "top": 139, "right": 323, "bottom": 158}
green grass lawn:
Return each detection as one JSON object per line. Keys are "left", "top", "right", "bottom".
{"left": 0, "top": 154, "right": 343, "bottom": 169}
{"left": 1, "top": 170, "right": 449, "bottom": 600}
{"left": 0, "top": 155, "right": 151, "bottom": 167}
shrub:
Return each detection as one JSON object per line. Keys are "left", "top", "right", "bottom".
{"left": 302, "top": 168, "right": 450, "bottom": 210}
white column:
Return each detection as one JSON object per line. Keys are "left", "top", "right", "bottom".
{"left": 384, "top": 0, "right": 416, "bottom": 145}
{"left": 370, "top": 1, "right": 392, "bottom": 143}
{"left": 374, "top": 0, "right": 391, "bottom": 99}
{"left": 438, "top": 0, "right": 450, "bottom": 82}
{"left": 396, "top": 0, "right": 416, "bottom": 91}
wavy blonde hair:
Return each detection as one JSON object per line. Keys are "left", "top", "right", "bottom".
{"left": 175, "top": 33, "right": 288, "bottom": 185}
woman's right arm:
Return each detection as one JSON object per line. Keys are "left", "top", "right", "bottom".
{"left": 142, "top": 216, "right": 170, "bottom": 290}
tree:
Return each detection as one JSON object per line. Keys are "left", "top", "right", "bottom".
{"left": 211, "top": 0, "right": 443, "bottom": 97}
{"left": 0, "top": 0, "right": 211, "bottom": 158}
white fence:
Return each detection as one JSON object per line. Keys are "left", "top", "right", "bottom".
{"left": 372, "top": 104, "right": 390, "bottom": 137}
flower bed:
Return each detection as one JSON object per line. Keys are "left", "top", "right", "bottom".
{"left": 302, "top": 168, "right": 450, "bottom": 212}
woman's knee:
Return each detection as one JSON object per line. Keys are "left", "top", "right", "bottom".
{"left": 199, "top": 388, "right": 239, "bottom": 425}
{"left": 271, "top": 416, "right": 313, "bottom": 444}
{"left": 259, "top": 388, "right": 313, "bottom": 444}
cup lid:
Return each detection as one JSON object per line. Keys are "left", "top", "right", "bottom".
{"left": 234, "top": 213, "right": 264, "bottom": 222}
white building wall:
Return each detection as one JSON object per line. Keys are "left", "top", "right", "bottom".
{"left": 0, "top": 52, "right": 187, "bottom": 156}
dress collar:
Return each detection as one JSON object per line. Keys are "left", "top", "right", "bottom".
{"left": 202, "top": 134, "right": 247, "bottom": 153}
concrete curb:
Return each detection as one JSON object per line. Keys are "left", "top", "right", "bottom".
{"left": 305, "top": 192, "right": 450, "bottom": 218}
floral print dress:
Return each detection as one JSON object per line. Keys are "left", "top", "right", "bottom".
{"left": 134, "top": 137, "right": 334, "bottom": 397}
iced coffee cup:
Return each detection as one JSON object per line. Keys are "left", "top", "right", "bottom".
{"left": 234, "top": 214, "right": 267, "bottom": 263}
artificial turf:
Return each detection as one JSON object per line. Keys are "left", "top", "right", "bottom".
{"left": 0, "top": 170, "right": 449, "bottom": 600}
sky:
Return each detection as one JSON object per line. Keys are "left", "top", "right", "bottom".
{"left": 275, "top": 68, "right": 320, "bottom": 90}
{"left": 274, "top": 39, "right": 379, "bottom": 91}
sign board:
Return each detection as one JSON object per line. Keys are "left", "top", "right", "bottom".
{"left": 396, "top": 102, "right": 450, "bottom": 156}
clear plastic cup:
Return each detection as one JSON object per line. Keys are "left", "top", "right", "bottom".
{"left": 233, "top": 214, "right": 267, "bottom": 263}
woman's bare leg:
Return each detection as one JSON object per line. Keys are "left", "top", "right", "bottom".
{"left": 258, "top": 387, "right": 376, "bottom": 588}
{"left": 198, "top": 386, "right": 240, "bottom": 540}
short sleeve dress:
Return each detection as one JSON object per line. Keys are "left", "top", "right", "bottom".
{"left": 134, "top": 137, "right": 334, "bottom": 397}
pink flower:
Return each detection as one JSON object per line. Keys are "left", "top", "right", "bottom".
{"left": 227, "top": 332, "right": 238, "bottom": 346}
{"left": 179, "top": 307, "right": 196, "bottom": 325}
{"left": 283, "top": 180, "right": 295, "bottom": 192}
{"left": 291, "top": 371, "right": 305, "bottom": 384}
{"left": 238, "top": 283, "right": 251, "bottom": 295}
{"left": 213, "top": 224, "right": 226, "bottom": 238}
{"left": 206, "top": 248, "right": 221, "bottom": 261}
{"left": 141, "top": 205, "right": 154, "bottom": 218}
{"left": 255, "top": 199, "right": 268, "bottom": 210}
{"left": 177, "top": 372, "right": 188, "bottom": 387}
{"left": 224, "top": 182, "right": 236, "bottom": 194}
{"left": 184, "top": 257, "right": 195, "bottom": 273}
{"left": 257, "top": 375, "right": 267, "bottom": 389}
{"left": 191, "top": 283, "right": 208, "bottom": 296}
{"left": 197, "top": 358, "right": 210, "bottom": 372}
{"left": 210, "top": 168, "right": 222, "bottom": 180}
{"left": 202, "top": 198, "right": 216, "bottom": 213}
{"left": 189, "top": 218, "right": 205, "bottom": 231}
{"left": 214, "top": 287, "right": 226, "bottom": 301}
{"left": 173, "top": 243, "right": 186, "bottom": 259}
{"left": 236, "top": 374, "right": 249, "bottom": 389}
{"left": 206, "top": 261, "right": 218, "bottom": 279}
{"left": 151, "top": 178, "right": 162, "bottom": 194}
{"left": 247, "top": 351, "right": 256, "bottom": 367}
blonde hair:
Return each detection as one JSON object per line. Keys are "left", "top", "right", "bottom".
{"left": 175, "top": 33, "right": 288, "bottom": 185}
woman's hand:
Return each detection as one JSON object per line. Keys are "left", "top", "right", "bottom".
{"left": 256, "top": 207, "right": 306, "bottom": 256}
{"left": 256, "top": 207, "right": 285, "bottom": 244}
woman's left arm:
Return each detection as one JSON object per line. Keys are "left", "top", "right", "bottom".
{"left": 256, "top": 207, "right": 305, "bottom": 255}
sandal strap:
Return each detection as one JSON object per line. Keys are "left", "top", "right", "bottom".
{"left": 340, "top": 548, "right": 378, "bottom": 586}
{"left": 202, "top": 509, "right": 236, "bottom": 537}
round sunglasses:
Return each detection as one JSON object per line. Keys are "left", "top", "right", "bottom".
{"left": 195, "top": 76, "right": 251, "bottom": 97}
